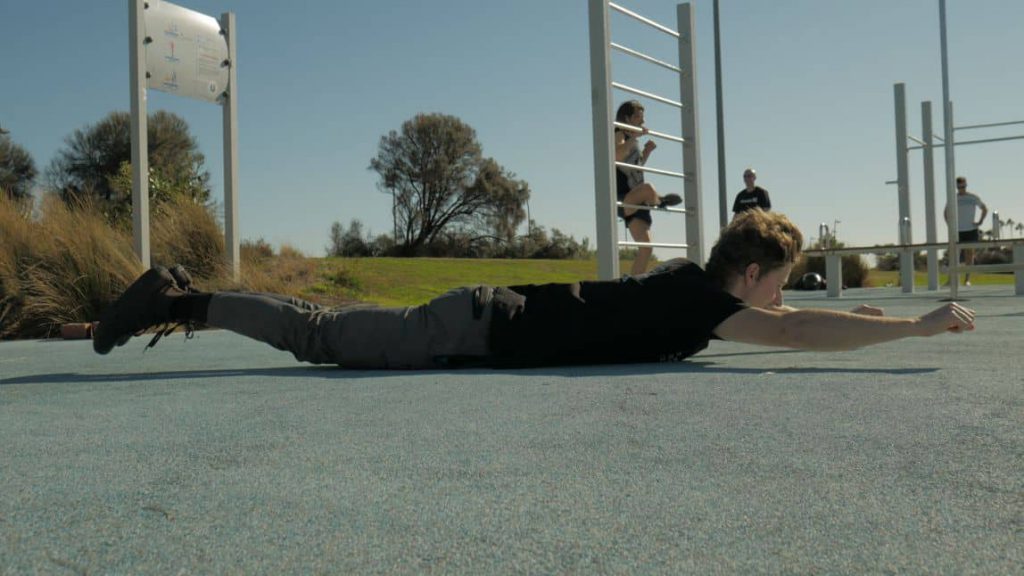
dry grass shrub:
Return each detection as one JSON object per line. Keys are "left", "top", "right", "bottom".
{"left": 0, "top": 194, "right": 346, "bottom": 339}
{"left": 240, "top": 237, "right": 274, "bottom": 262}
{"left": 0, "top": 195, "right": 139, "bottom": 338}
{"left": 217, "top": 242, "right": 319, "bottom": 296}
{"left": 151, "top": 195, "right": 226, "bottom": 279}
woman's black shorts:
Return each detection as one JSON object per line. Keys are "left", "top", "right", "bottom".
{"left": 958, "top": 229, "right": 979, "bottom": 242}
{"left": 616, "top": 169, "right": 651, "bottom": 226}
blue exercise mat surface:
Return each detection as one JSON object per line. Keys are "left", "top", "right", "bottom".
{"left": 1, "top": 286, "right": 1021, "bottom": 573}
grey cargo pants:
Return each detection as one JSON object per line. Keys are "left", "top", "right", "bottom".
{"left": 207, "top": 287, "right": 494, "bottom": 369}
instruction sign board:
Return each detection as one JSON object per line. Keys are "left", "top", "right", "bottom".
{"left": 144, "top": 0, "right": 229, "bottom": 103}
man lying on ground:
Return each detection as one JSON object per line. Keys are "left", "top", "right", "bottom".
{"left": 93, "top": 210, "right": 975, "bottom": 369}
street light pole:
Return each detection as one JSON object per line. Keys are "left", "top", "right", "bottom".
{"left": 713, "top": 0, "right": 728, "bottom": 229}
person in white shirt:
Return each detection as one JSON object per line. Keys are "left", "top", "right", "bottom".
{"left": 944, "top": 176, "right": 988, "bottom": 286}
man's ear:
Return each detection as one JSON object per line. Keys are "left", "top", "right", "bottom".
{"left": 744, "top": 262, "right": 760, "bottom": 285}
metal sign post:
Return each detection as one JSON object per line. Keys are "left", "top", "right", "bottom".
{"left": 129, "top": 0, "right": 150, "bottom": 270}
{"left": 128, "top": 0, "right": 239, "bottom": 278}
{"left": 221, "top": 11, "right": 240, "bottom": 278}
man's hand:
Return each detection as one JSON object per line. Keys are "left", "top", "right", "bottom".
{"left": 643, "top": 140, "right": 657, "bottom": 154}
{"left": 850, "top": 304, "right": 884, "bottom": 316}
{"left": 917, "top": 302, "right": 976, "bottom": 335}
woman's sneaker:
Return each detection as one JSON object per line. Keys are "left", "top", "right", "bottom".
{"left": 657, "top": 193, "right": 683, "bottom": 209}
{"left": 92, "top": 266, "right": 185, "bottom": 354}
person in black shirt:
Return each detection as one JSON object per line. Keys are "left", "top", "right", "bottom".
{"left": 732, "top": 168, "right": 771, "bottom": 217}
{"left": 94, "top": 211, "right": 977, "bottom": 369}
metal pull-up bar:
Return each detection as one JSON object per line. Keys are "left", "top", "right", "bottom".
{"left": 893, "top": 83, "right": 1024, "bottom": 296}
{"left": 588, "top": 0, "right": 702, "bottom": 279}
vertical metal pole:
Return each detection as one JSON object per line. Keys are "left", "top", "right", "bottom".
{"left": 826, "top": 254, "right": 842, "bottom": 298}
{"left": 894, "top": 83, "right": 913, "bottom": 293}
{"left": 678, "top": 3, "right": 704, "bottom": 264}
{"left": 921, "top": 101, "right": 939, "bottom": 290}
{"left": 939, "top": 0, "right": 959, "bottom": 299}
{"left": 221, "top": 12, "right": 240, "bottom": 280}
{"left": 944, "top": 101, "right": 959, "bottom": 297}
{"left": 129, "top": 0, "right": 150, "bottom": 270}
{"left": 588, "top": 0, "right": 618, "bottom": 279}
{"left": 713, "top": 0, "right": 727, "bottom": 229}
{"left": 1014, "top": 244, "right": 1024, "bottom": 296}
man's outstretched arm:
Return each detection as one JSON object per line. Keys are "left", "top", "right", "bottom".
{"left": 713, "top": 303, "right": 975, "bottom": 351}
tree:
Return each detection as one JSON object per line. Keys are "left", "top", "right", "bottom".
{"left": 0, "top": 133, "right": 37, "bottom": 200}
{"left": 369, "top": 113, "right": 529, "bottom": 254}
{"left": 327, "top": 219, "right": 374, "bottom": 257}
{"left": 45, "top": 111, "right": 210, "bottom": 206}
{"left": 470, "top": 158, "right": 530, "bottom": 245}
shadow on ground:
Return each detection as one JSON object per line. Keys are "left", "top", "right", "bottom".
{"left": 1, "top": 362, "right": 939, "bottom": 386}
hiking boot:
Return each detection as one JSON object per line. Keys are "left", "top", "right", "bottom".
{"left": 657, "top": 193, "right": 683, "bottom": 209}
{"left": 93, "top": 266, "right": 185, "bottom": 355}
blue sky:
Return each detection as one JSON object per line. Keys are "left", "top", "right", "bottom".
{"left": 3, "top": 0, "right": 1024, "bottom": 258}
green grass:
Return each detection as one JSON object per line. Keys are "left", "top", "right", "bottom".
{"left": 312, "top": 257, "right": 641, "bottom": 307}
{"left": 867, "top": 269, "right": 1015, "bottom": 287}
{"left": 307, "top": 259, "right": 1019, "bottom": 308}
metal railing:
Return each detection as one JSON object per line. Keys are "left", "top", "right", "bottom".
{"left": 617, "top": 202, "right": 687, "bottom": 214}
{"left": 589, "top": 0, "right": 702, "bottom": 279}
{"left": 613, "top": 162, "right": 687, "bottom": 179}
{"left": 803, "top": 238, "right": 1024, "bottom": 298}
{"left": 608, "top": 2, "right": 680, "bottom": 37}
{"left": 612, "top": 122, "right": 686, "bottom": 144}
{"left": 610, "top": 42, "right": 682, "bottom": 73}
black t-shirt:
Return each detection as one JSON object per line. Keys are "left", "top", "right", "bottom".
{"left": 487, "top": 259, "right": 747, "bottom": 367}
{"left": 732, "top": 186, "right": 771, "bottom": 213}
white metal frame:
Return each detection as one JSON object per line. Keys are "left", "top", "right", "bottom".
{"left": 588, "top": 0, "right": 702, "bottom": 279}
{"left": 129, "top": 0, "right": 240, "bottom": 279}
{"left": 893, "top": 84, "right": 1024, "bottom": 298}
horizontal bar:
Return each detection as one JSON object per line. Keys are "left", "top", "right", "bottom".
{"left": 804, "top": 237, "right": 1024, "bottom": 256}
{"left": 932, "top": 134, "right": 944, "bottom": 141}
{"left": 941, "top": 263, "right": 1024, "bottom": 273}
{"left": 954, "top": 119, "right": 1024, "bottom": 131}
{"left": 608, "top": 2, "right": 679, "bottom": 38}
{"left": 617, "top": 201, "right": 687, "bottom": 214}
{"left": 613, "top": 121, "right": 686, "bottom": 144}
{"left": 610, "top": 42, "right": 682, "bottom": 73}
{"left": 611, "top": 82, "right": 682, "bottom": 109}
{"left": 906, "top": 134, "right": 927, "bottom": 146}
{"left": 618, "top": 241, "right": 689, "bottom": 249}
{"left": 907, "top": 133, "right": 1024, "bottom": 151}
{"left": 615, "top": 161, "right": 686, "bottom": 179}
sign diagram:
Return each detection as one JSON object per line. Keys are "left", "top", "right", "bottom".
{"left": 144, "top": 0, "right": 229, "bottom": 104}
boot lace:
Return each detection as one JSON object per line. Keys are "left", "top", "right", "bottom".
{"left": 143, "top": 264, "right": 200, "bottom": 351}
